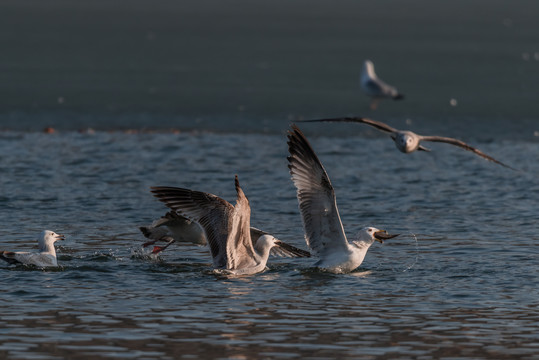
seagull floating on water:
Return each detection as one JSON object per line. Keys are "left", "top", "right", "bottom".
{"left": 0, "top": 230, "right": 65, "bottom": 267}
{"left": 150, "top": 176, "right": 310, "bottom": 275}
{"left": 361, "top": 60, "right": 404, "bottom": 109}
{"left": 140, "top": 211, "right": 308, "bottom": 258}
{"left": 299, "top": 117, "right": 515, "bottom": 170}
{"left": 287, "top": 125, "right": 398, "bottom": 274}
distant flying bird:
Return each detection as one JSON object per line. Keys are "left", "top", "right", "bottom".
{"left": 287, "top": 125, "right": 398, "bottom": 274}
{"left": 361, "top": 60, "right": 404, "bottom": 110}
{"left": 140, "top": 211, "right": 310, "bottom": 258}
{"left": 150, "top": 176, "right": 310, "bottom": 275}
{"left": 0, "top": 230, "right": 65, "bottom": 267}
{"left": 299, "top": 117, "right": 515, "bottom": 170}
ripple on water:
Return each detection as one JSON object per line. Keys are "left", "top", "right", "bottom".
{"left": 0, "top": 131, "right": 538, "bottom": 359}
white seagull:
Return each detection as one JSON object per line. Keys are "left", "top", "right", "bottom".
{"left": 140, "top": 211, "right": 308, "bottom": 258}
{"left": 299, "top": 117, "right": 515, "bottom": 170}
{"left": 0, "top": 230, "right": 65, "bottom": 267}
{"left": 361, "top": 60, "right": 404, "bottom": 109}
{"left": 150, "top": 176, "right": 310, "bottom": 275}
{"left": 287, "top": 125, "right": 398, "bottom": 274}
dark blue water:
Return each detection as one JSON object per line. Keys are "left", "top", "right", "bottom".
{"left": 0, "top": 130, "right": 537, "bottom": 359}
{"left": 1, "top": 0, "right": 538, "bottom": 358}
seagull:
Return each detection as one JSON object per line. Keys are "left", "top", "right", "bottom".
{"left": 140, "top": 211, "right": 308, "bottom": 258}
{"left": 298, "top": 117, "right": 515, "bottom": 170}
{"left": 361, "top": 60, "right": 404, "bottom": 109}
{"left": 0, "top": 230, "right": 65, "bottom": 267}
{"left": 287, "top": 125, "right": 398, "bottom": 274}
{"left": 150, "top": 176, "right": 310, "bottom": 275}
{"left": 139, "top": 211, "right": 205, "bottom": 254}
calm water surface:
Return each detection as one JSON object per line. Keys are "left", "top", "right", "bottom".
{"left": 0, "top": 129, "right": 537, "bottom": 359}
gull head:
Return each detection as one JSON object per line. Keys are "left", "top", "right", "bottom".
{"left": 255, "top": 234, "right": 279, "bottom": 254}
{"left": 40, "top": 230, "right": 65, "bottom": 246}
{"left": 358, "top": 227, "right": 399, "bottom": 244}
{"left": 391, "top": 131, "right": 420, "bottom": 153}
{"left": 362, "top": 59, "right": 376, "bottom": 79}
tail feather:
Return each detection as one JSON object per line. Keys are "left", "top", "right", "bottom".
{"left": 0, "top": 251, "right": 21, "bottom": 265}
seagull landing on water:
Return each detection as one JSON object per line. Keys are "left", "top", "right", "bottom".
{"left": 298, "top": 117, "right": 516, "bottom": 170}
{"left": 140, "top": 211, "right": 309, "bottom": 258}
{"left": 150, "top": 176, "right": 310, "bottom": 275}
{"left": 0, "top": 230, "right": 65, "bottom": 267}
{"left": 287, "top": 125, "right": 398, "bottom": 274}
{"left": 361, "top": 60, "right": 404, "bottom": 110}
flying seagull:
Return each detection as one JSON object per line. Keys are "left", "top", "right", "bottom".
{"left": 140, "top": 211, "right": 309, "bottom": 258}
{"left": 299, "top": 117, "right": 515, "bottom": 170}
{"left": 0, "top": 230, "right": 65, "bottom": 267}
{"left": 150, "top": 176, "right": 310, "bottom": 275}
{"left": 361, "top": 60, "right": 404, "bottom": 109}
{"left": 287, "top": 124, "right": 398, "bottom": 273}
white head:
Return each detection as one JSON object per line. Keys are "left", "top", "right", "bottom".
{"left": 38, "top": 230, "right": 65, "bottom": 251}
{"left": 391, "top": 131, "right": 420, "bottom": 153}
{"left": 363, "top": 60, "right": 376, "bottom": 78}
{"left": 357, "top": 227, "right": 399, "bottom": 245}
{"left": 255, "top": 234, "right": 278, "bottom": 253}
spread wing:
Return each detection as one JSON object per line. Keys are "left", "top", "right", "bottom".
{"left": 150, "top": 185, "right": 234, "bottom": 268}
{"left": 298, "top": 117, "right": 398, "bottom": 134}
{"left": 287, "top": 124, "right": 349, "bottom": 257}
{"left": 225, "top": 176, "right": 257, "bottom": 270}
{"left": 140, "top": 211, "right": 207, "bottom": 246}
{"left": 420, "top": 135, "right": 516, "bottom": 170}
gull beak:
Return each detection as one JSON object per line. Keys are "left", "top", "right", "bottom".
{"left": 56, "top": 234, "right": 66, "bottom": 241}
{"left": 374, "top": 230, "right": 399, "bottom": 244}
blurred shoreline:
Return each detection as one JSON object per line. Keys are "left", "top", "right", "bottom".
{"left": 1, "top": 0, "right": 538, "bottom": 133}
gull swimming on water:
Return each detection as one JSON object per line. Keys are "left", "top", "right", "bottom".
{"left": 140, "top": 211, "right": 308, "bottom": 258}
{"left": 0, "top": 230, "right": 65, "bottom": 267}
{"left": 150, "top": 176, "right": 310, "bottom": 275}
{"left": 361, "top": 60, "right": 404, "bottom": 109}
{"left": 287, "top": 125, "right": 398, "bottom": 274}
{"left": 299, "top": 117, "right": 515, "bottom": 170}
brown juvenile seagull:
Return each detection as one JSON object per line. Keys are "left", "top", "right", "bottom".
{"left": 150, "top": 176, "right": 310, "bottom": 275}
{"left": 299, "top": 117, "right": 515, "bottom": 170}
{"left": 140, "top": 211, "right": 306, "bottom": 258}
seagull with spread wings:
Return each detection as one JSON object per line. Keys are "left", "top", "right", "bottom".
{"left": 140, "top": 211, "right": 307, "bottom": 258}
{"left": 150, "top": 176, "right": 310, "bottom": 275}
{"left": 299, "top": 117, "right": 515, "bottom": 170}
{"left": 287, "top": 125, "right": 398, "bottom": 274}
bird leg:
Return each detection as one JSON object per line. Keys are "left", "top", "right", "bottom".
{"left": 151, "top": 238, "right": 176, "bottom": 254}
{"left": 369, "top": 98, "right": 380, "bottom": 110}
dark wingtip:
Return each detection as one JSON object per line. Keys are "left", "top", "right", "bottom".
{"left": 234, "top": 174, "right": 240, "bottom": 194}
{"left": 275, "top": 241, "right": 311, "bottom": 258}
{"left": 139, "top": 226, "right": 151, "bottom": 238}
{"left": 393, "top": 94, "right": 405, "bottom": 100}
